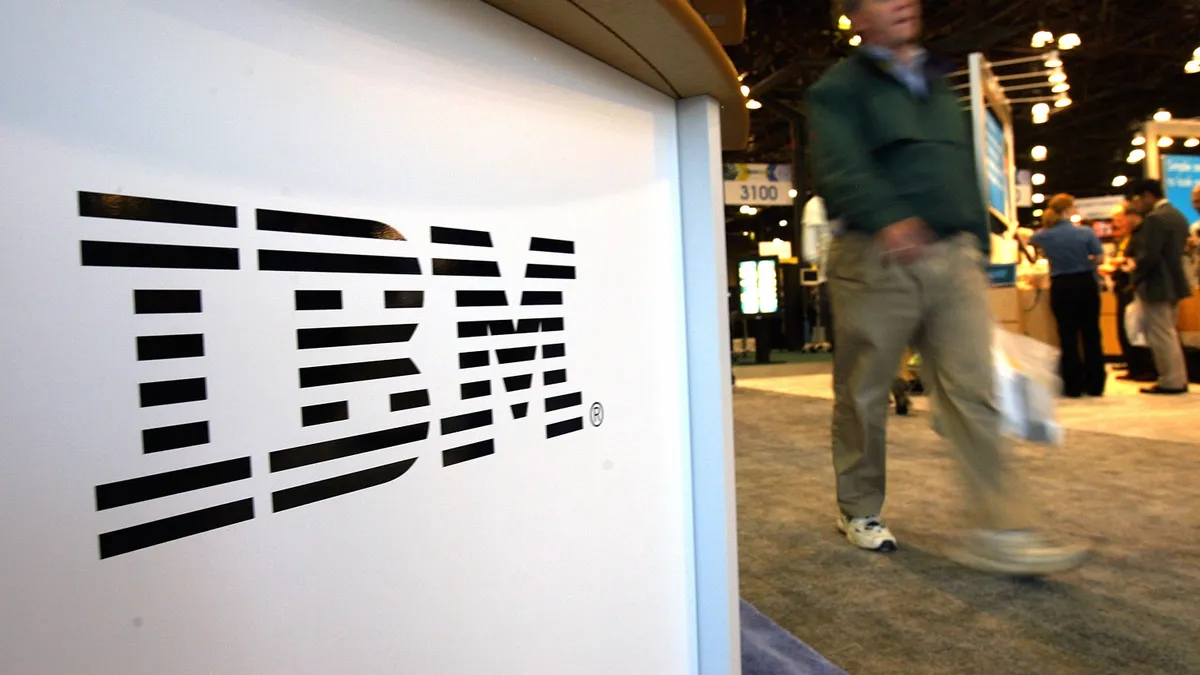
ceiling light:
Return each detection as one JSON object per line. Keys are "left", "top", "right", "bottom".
{"left": 1158, "top": 136, "right": 1174, "bottom": 148}
{"left": 1132, "top": 134, "right": 1146, "bottom": 146}
{"left": 746, "top": 99, "right": 762, "bottom": 110}
{"left": 740, "top": 84, "right": 750, "bottom": 97}
{"left": 738, "top": 72, "right": 747, "bottom": 81}
{"left": 1058, "top": 33, "right": 1081, "bottom": 50}
{"left": 1195, "top": 46, "right": 1200, "bottom": 60}
{"left": 1185, "top": 138, "right": 1200, "bottom": 148}
{"left": 1055, "top": 96, "right": 1072, "bottom": 108}
{"left": 748, "top": 207, "right": 758, "bottom": 215}
{"left": 1031, "top": 30, "right": 1054, "bottom": 48}
{"left": 788, "top": 188, "right": 798, "bottom": 199}
{"left": 1033, "top": 193, "right": 1045, "bottom": 204}
{"left": 1112, "top": 175, "right": 1128, "bottom": 188}
{"left": 838, "top": 14, "right": 852, "bottom": 31}
{"left": 742, "top": 231, "right": 749, "bottom": 236}
{"left": 1154, "top": 109, "right": 1172, "bottom": 122}
{"left": 1031, "top": 145, "right": 1048, "bottom": 161}
{"left": 1044, "top": 51, "right": 1062, "bottom": 68}
{"left": 739, "top": 205, "right": 751, "bottom": 214}
{"left": 1033, "top": 209, "right": 1044, "bottom": 217}
{"left": 1032, "top": 173, "right": 1046, "bottom": 186}
{"left": 1070, "top": 214, "right": 1083, "bottom": 223}
{"left": 1048, "top": 69, "right": 1067, "bottom": 84}
{"left": 1052, "top": 83, "right": 1070, "bottom": 93}
{"left": 779, "top": 220, "right": 788, "bottom": 227}
{"left": 848, "top": 35, "right": 862, "bottom": 47}
{"left": 1032, "top": 102, "right": 1050, "bottom": 124}
{"left": 1128, "top": 148, "right": 1146, "bottom": 164}
{"left": 1187, "top": 60, "right": 1200, "bottom": 75}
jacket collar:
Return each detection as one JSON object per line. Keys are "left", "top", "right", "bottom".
{"left": 854, "top": 47, "right": 956, "bottom": 81}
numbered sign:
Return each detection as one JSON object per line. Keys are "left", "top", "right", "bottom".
{"left": 723, "top": 163, "right": 794, "bottom": 206}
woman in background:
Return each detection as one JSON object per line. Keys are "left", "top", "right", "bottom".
{"left": 1026, "top": 194, "right": 1106, "bottom": 397}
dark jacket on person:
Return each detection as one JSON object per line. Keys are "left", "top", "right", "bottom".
{"left": 1134, "top": 201, "right": 1192, "bottom": 304}
{"left": 805, "top": 49, "right": 989, "bottom": 255}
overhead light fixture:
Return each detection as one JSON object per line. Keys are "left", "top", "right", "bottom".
{"left": 848, "top": 35, "right": 862, "bottom": 47}
{"left": 1154, "top": 109, "right": 1172, "bottom": 122}
{"left": 1044, "top": 51, "right": 1062, "bottom": 68}
{"left": 1052, "top": 83, "right": 1070, "bottom": 93}
{"left": 1132, "top": 134, "right": 1146, "bottom": 146}
{"left": 1048, "top": 69, "right": 1067, "bottom": 84}
{"left": 1055, "top": 96, "right": 1072, "bottom": 108}
{"left": 738, "top": 72, "right": 747, "bottom": 81}
{"left": 746, "top": 99, "right": 762, "bottom": 110}
{"left": 1112, "top": 175, "right": 1128, "bottom": 188}
{"left": 1185, "top": 138, "right": 1200, "bottom": 148}
{"left": 1058, "top": 33, "right": 1081, "bottom": 50}
{"left": 1031, "top": 145, "right": 1048, "bottom": 161}
{"left": 788, "top": 188, "right": 798, "bottom": 199}
{"left": 1031, "top": 30, "right": 1054, "bottom": 48}
{"left": 1032, "top": 102, "right": 1050, "bottom": 124}
{"left": 1195, "top": 46, "right": 1200, "bottom": 59}
{"left": 1187, "top": 60, "right": 1200, "bottom": 75}
{"left": 739, "top": 205, "right": 751, "bottom": 214}
{"left": 1032, "top": 173, "right": 1046, "bottom": 186}
{"left": 838, "top": 14, "right": 852, "bottom": 31}
{"left": 779, "top": 220, "right": 788, "bottom": 227}
{"left": 1070, "top": 214, "right": 1083, "bottom": 223}
{"left": 1033, "top": 209, "right": 1044, "bottom": 218}
{"left": 1128, "top": 148, "right": 1147, "bottom": 164}
{"left": 1158, "top": 136, "right": 1174, "bottom": 148}
{"left": 740, "top": 84, "right": 750, "bottom": 97}
{"left": 1032, "top": 193, "right": 1046, "bottom": 204}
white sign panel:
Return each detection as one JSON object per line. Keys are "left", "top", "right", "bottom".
{"left": 724, "top": 163, "right": 794, "bottom": 205}
{"left": 0, "top": 2, "right": 699, "bottom": 674}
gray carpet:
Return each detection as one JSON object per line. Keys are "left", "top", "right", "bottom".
{"left": 735, "top": 386, "right": 1200, "bottom": 675}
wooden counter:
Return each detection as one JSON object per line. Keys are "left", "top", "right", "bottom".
{"left": 993, "top": 286, "right": 1200, "bottom": 355}
{"left": 481, "top": 0, "right": 749, "bottom": 150}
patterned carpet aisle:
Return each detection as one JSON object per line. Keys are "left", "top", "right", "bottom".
{"left": 733, "top": 364, "right": 1200, "bottom": 675}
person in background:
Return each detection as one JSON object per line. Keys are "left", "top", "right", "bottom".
{"left": 806, "top": 0, "right": 1088, "bottom": 575}
{"left": 1024, "top": 194, "right": 1105, "bottom": 397}
{"left": 1130, "top": 179, "right": 1191, "bottom": 395}
{"left": 1101, "top": 201, "right": 1156, "bottom": 382}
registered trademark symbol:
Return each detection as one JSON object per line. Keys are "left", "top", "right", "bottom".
{"left": 590, "top": 402, "right": 604, "bottom": 427}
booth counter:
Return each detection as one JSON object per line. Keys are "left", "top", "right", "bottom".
{"left": 0, "top": 2, "right": 744, "bottom": 674}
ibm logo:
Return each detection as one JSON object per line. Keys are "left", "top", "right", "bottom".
{"left": 79, "top": 192, "right": 588, "bottom": 559}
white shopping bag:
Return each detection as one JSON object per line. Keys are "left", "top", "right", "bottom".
{"left": 1124, "top": 300, "right": 1148, "bottom": 347}
{"left": 932, "top": 328, "right": 1064, "bottom": 446}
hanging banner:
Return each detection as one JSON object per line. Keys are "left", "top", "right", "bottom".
{"left": 1163, "top": 154, "right": 1200, "bottom": 226}
{"left": 723, "top": 163, "right": 794, "bottom": 206}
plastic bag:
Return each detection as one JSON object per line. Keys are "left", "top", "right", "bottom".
{"left": 1125, "top": 300, "right": 1148, "bottom": 347}
{"left": 932, "top": 328, "right": 1064, "bottom": 446}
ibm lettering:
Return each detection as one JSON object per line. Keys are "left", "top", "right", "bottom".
{"left": 81, "top": 192, "right": 584, "bottom": 559}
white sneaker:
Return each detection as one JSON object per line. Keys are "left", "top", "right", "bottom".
{"left": 837, "top": 515, "right": 898, "bottom": 552}
{"left": 948, "top": 530, "right": 1091, "bottom": 577}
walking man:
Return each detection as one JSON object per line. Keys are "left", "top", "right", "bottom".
{"left": 1130, "top": 179, "right": 1191, "bottom": 395}
{"left": 806, "top": 0, "right": 1089, "bottom": 574}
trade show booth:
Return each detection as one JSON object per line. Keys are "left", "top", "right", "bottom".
{"left": 0, "top": 2, "right": 746, "bottom": 673}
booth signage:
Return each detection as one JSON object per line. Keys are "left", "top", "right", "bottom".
{"left": 1163, "top": 154, "right": 1200, "bottom": 225}
{"left": 983, "top": 111, "right": 1010, "bottom": 218}
{"left": 723, "top": 163, "right": 794, "bottom": 206}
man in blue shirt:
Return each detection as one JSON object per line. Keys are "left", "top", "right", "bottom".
{"left": 1028, "top": 195, "right": 1106, "bottom": 397}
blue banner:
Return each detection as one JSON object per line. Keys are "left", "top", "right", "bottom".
{"left": 1163, "top": 154, "right": 1200, "bottom": 226}
{"left": 983, "top": 111, "right": 1009, "bottom": 219}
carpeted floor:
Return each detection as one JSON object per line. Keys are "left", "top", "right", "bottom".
{"left": 734, "top": 384, "right": 1200, "bottom": 675}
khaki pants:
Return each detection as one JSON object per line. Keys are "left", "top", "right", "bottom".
{"left": 1142, "top": 300, "right": 1187, "bottom": 390}
{"left": 828, "top": 233, "right": 1030, "bottom": 530}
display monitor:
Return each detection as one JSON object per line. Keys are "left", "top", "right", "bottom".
{"left": 983, "top": 109, "right": 1010, "bottom": 221}
{"left": 738, "top": 258, "right": 779, "bottom": 315}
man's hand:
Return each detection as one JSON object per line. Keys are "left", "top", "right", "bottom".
{"left": 877, "top": 217, "right": 932, "bottom": 265}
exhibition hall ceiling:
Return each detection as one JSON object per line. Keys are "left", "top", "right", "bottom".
{"left": 725, "top": 0, "right": 1200, "bottom": 199}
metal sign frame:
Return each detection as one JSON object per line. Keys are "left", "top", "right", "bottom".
{"left": 967, "top": 53, "right": 1018, "bottom": 232}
